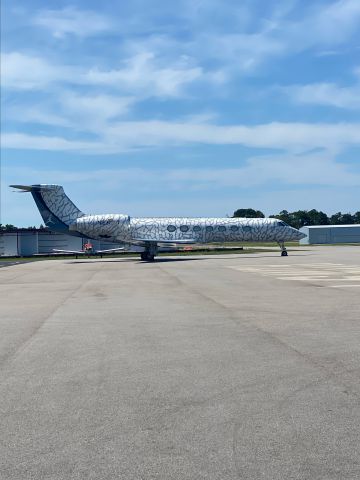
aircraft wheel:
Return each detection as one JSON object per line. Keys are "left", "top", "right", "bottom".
{"left": 141, "top": 251, "right": 156, "bottom": 261}
{"left": 281, "top": 250, "right": 288, "bottom": 256}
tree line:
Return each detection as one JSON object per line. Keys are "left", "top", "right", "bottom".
{"left": 2, "top": 210, "right": 360, "bottom": 233}
{"left": 0, "top": 224, "right": 47, "bottom": 231}
{"left": 233, "top": 209, "right": 360, "bottom": 230}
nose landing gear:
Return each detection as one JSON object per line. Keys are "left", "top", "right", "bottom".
{"left": 278, "top": 241, "right": 288, "bottom": 256}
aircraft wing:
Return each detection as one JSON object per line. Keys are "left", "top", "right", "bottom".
{"left": 96, "top": 247, "right": 125, "bottom": 253}
{"left": 133, "top": 238, "right": 196, "bottom": 246}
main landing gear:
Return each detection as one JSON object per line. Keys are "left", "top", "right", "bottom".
{"left": 278, "top": 241, "right": 288, "bottom": 256}
{"left": 140, "top": 251, "right": 155, "bottom": 262}
{"left": 140, "top": 243, "right": 158, "bottom": 262}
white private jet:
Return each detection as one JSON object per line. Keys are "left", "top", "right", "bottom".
{"left": 11, "top": 184, "right": 306, "bottom": 261}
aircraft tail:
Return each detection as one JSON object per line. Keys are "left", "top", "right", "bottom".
{"left": 10, "top": 184, "right": 85, "bottom": 231}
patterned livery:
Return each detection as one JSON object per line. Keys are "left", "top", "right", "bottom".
{"left": 11, "top": 184, "right": 306, "bottom": 260}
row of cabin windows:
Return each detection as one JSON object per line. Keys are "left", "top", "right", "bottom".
{"left": 167, "top": 225, "right": 253, "bottom": 233}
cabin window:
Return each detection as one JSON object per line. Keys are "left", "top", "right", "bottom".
{"left": 193, "top": 225, "right": 201, "bottom": 232}
{"left": 218, "top": 226, "right": 226, "bottom": 232}
{"left": 230, "top": 225, "right": 239, "bottom": 232}
{"left": 243, "top": 226, "right": 251, "bottom": 232}
{"left": 206, "top": 226, "right": 214, "bottom": 232}
{"left": 180, "top": 225, "right": 189, "bottom": 232}
{"left": 167, "top": 225, "right": 176, "bottom": 232}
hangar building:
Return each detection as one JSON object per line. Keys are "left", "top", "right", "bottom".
{"left": 299, "top": 225, "right": 360, "bottom": 245}
{"left": 0, "top": 229, "right": 129, "bottom": 257}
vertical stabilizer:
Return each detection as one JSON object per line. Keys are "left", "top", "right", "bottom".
{"left": 10, "top": 184, "right": 85, "bottom": 231}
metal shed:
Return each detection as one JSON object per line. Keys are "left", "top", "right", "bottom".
{"left": 299, "top": 225, "right": 360, "bottom": 244}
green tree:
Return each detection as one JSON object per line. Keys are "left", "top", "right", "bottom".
{"left": 270, "top": 210, "right": 294, "bottom": 226}
{"left": 271, "top": 210, "right": 311, "bottom": 229}
{"left": 233, "top": 208, "right": 265, "bottom": 218}
{"left": 353, "top": 212, "right": 360, "bottom": 224}
{"left": 330, "top": 212, "right": 342, "bottom": 224}
{"left": 291, "top": 211, "right": 311, "bottom": 229}
{"left": 307, "top": 209, "right": 329, "bottom": 225}
{"left": 341, "top": 214, "right": 355, "bottom": 224}
{"left": 0, "top": 224, "right": 18, "bottom": 231}
{"left": 330, "top": 212, "right": 354, "bottom": 224}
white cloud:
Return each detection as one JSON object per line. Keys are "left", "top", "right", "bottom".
{"left": 1, "top": 133, "right": 104, "bottom": 152}
{"left": 1, "top": 52, "right": 72, "bottom": 90}
{"left": 60, "top": 92, "right": 134, "bottom": 121}
{"left": 301, "top": 0, "right": 360, "bottom": 46}
{"left": 5, "top": 108, "right": 71, "bottom": 128}
{"left": 5, "top": 152, "right": 360, "bottom": 190}
{"left": 153, "top": 0, "right": 360, "bottom": 74}
{"left": 208, "top": 1, "right": 360, "bottom": 69}
{"left": 1, "top": 51, "right": 205, "bottom": 97}
{"left": 199, "top": 32, "right": 285, "bottom": 72}
{"left": 4, "top": 93, "right": 135, "bottom": 131}
{"left": 33, "top": 6, "right": 111, "bottom": 38}
{"left": 283, "top": 82, "right": 360, "bottom": 109}
{"left": 4, "top": 2, "right": 359, "bottom": 99}
{"left": 103, "top": 120, "right": 360, "bottom": 153}
{"left": 84, "top": 52, "right": 204, "bottom": 96}
{"left": 4, "top": 1, "right": 360, "bottom": 96}
{"left": 265, "top": 0, "right": 360, "bottom": 55}
{"left": 2, "top": 121, "right": 360, "bottom": 154}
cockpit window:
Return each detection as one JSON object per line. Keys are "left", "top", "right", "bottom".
{"left": 278, "top": 221, "right": 286, "bottom": 226}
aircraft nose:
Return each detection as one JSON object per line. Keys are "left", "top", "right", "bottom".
{"left": 295, "top": 228, "right": 307, "bottom": 240}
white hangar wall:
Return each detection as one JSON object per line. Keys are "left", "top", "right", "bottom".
{"left": 0, "top": 233, "right": 19, "bottom": 256}
{"left": 300, "top": 225, "right": 360, "bottom": 245}
{"left": 0, "top": 230, "right": 127, "bottom": 256}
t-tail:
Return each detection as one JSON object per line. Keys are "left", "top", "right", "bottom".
{"left": 10, "top": 184, "right": 85, "bottom": 233}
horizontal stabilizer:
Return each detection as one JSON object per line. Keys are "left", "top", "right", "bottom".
{"left": 53, "top": 249, "right": 85, "bottom": 254}
{"left": 53, "top": 247, "right": 125, "bottom": 255}
{"left": 10, "top": 185, "right": 33, "bottom": 192}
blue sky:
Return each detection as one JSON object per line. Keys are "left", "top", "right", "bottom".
{"left": 1, "top": 0, "right": 360, "bottom": 225}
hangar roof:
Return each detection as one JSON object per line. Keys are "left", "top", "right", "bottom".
{"left": 301, "top": 225, "right": 360, "bottom": 229}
